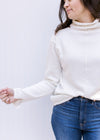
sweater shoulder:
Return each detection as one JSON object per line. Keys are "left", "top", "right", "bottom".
{"left": 50, "top": 27, "right": 70, "bottom": 43}
{"left": 56, "top": 27, "right": 70, "bottom": 36}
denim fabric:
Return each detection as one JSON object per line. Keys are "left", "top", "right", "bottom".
{"left": 51, "top": 96, "right": 100, "bottom": 140}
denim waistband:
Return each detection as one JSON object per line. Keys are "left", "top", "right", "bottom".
{"left": 72, "top": 96, "right": 96, "bottom": 103}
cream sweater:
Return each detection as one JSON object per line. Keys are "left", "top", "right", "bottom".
{"left": 13, "top": 18, "right": 100, "bottom": 107}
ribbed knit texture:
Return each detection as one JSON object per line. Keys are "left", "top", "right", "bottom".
{"left": 13, "top": 18, "right": 100, "bottom": 108}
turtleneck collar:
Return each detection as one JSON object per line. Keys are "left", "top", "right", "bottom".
{"left": 70, "top": 18, "right": 100, "bottom": 31}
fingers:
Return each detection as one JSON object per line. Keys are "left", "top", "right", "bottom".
{"left": 0, "top": 89, "right": 8, "bottom": 95}
{"left": 0, "top": 94, "right": 10, "bottom": 104}
{"left": 2, "top": 96, "right": 9, "bottom": 102}
{"left": 2, "top": 96, "right": 15, "bottom": 104}
{"left": 0, "top": 93, "right": 8, "bottom": 99}
{"left": 0, "top": 88, "right": 8, "bottom": 93}
{"left": 2, "top": 96, "right": 11, "bottom": 104}
{"left": 0, "top": 88, "right": 15, "bottom": 104}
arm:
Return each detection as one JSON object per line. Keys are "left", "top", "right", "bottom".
{"left": 0, "top": 34, "right": 62, "bottom": 108}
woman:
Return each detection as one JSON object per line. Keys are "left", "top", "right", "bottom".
{"left": 0, "top": 0, "right": 100, "bottom": 139}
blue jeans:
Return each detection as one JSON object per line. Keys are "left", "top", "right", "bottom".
{"left": 51, "top": 96, "right": 100, "bottom": 140}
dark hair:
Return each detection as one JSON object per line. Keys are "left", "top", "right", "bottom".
{"left": 55, "top": 0, "right": 100, "bottom": 35}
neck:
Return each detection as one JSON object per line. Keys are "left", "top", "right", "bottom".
{"left": 75, "top": 17, "right": 95, "bottom": 23}
{"left": 74, "top": 10, "right": 95, "bottom": 23}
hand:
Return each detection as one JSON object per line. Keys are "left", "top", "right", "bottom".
{"left": 0, "top": 87, "right": 16, "bottom": 104}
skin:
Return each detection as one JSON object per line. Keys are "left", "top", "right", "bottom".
{"left": 0, "top": 88, "right": 19, "bottom": 104}
{"left": 63, "top": 0, "right": 95, "bottom": 23}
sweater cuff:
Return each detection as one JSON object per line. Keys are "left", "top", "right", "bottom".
{"left": 13, "top": 88, "right": 24, "bottom": 109}
{"left": 13, "top": 88, "right": 25, "bottom": 99}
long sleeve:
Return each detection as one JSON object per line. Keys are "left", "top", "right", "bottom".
{"left": 13, "top": 34, "right": 62, "bottom": 107}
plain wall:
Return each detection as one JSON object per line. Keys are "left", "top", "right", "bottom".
{"left": 0, "top": 0, "right": 60, "bottom": 139}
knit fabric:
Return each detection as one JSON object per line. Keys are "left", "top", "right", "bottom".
{"left": 13, "top": 18, "right": 100, "bottom": 108}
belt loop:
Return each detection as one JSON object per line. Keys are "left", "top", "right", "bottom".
{"left": 92, "top": 99, "right": 95, "bottom": 105}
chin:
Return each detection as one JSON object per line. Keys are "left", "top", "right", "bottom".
{"left": 68, "top": 16, "right": 76, "bottom": 20}
{"left": 68, "top": 16, "right": 73, "bottom": 20}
